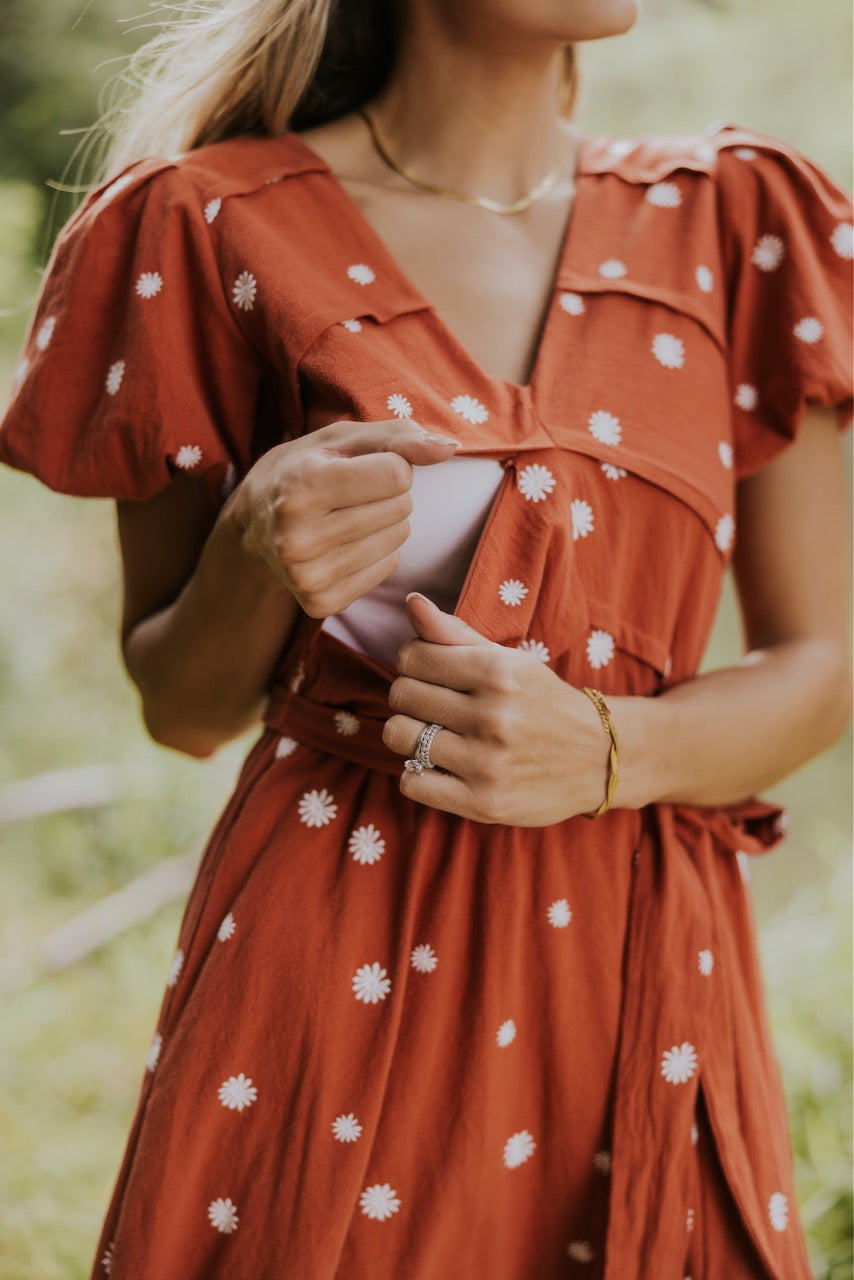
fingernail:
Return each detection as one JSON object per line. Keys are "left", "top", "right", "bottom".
{"left": 419, "top": 430, "right": 461, "bottom": 447}
{"left": 405, "top": 591, "right": 436, "bottom": 607}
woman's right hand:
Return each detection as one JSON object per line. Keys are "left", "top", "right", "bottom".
{"left": 231, "top": 419, "right": 461, "bottom": 618}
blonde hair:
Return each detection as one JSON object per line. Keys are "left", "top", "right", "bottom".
{"left": 94, "top": 0, "right": 577, "bottom": 180}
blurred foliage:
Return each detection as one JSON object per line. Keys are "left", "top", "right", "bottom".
{"left": 0, "top": 0, "right": 851, "bottom": 1276}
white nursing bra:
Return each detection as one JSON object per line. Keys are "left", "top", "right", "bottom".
{"left": 321, "top": 456, "right": 505, "bottom": 663}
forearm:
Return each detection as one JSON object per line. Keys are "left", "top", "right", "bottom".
{"left": 610, "top": 637, "right": 852, "bottom": 810}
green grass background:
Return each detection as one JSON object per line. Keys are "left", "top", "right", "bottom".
{"left": 0, "top": 1, "right": 851, "bottom": 1276}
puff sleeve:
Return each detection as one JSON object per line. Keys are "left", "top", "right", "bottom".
{"left": 0, "top": 158, "right": 267, "bottom": 503}
{"left": 716, "top": 128, "right": 853, "bottom": 477}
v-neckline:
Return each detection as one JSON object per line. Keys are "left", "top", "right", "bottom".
{"left": 284, "top": 128, "right": 595, "bottom": 397}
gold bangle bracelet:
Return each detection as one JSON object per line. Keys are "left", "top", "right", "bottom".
{"left": 580, "top": 687, "right": 619, "bottom": 818}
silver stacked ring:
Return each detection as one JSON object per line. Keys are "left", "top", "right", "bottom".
{"left": 403, "top": 722, "right": 443, "bottom": 774}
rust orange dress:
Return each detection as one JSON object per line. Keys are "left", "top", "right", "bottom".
{"left": 1, "top": 124, "right": 852, "bottom": 1280}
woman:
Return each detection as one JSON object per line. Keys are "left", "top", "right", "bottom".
{"left": 1, "top": 0, "right": 851, "bottom": 1275}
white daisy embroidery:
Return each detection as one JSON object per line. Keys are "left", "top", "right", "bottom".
{"left": 567, "top": 1241, "right": 595, "bottom": 1262}
{"left": 570, "top": 499, "right": 595, "bottom": 541}
{"left": 146, "top": 1031, "right": 162, "bottom": 1073}
{"left": 348, "top": 823, "right": 386, "bottom": 866}
{"left": 690, "top": 1120, "right": 699, "bottom": 1145}
{"left": 735, "top": 850, "right": 751, "bottom": 883}
{"left": 332, "top": 1113, "right": 362, "bottom": 1143}
{"left": 496, "top": 1019, "right": 517, "bottom": 1048}
{"left": 36, "top": 315, "right": 56, "bottom": 350}
{"left": 586, "top": 630, "right": 615, "bottom": 670}
{"left": 693, "top": 140, "right": 717, "bottom": 164}
{"left": 334, "top": 710, "right": 360, "bottom": 737}
{"left": 518, "top": 638, "right": 551, "bottom": 663}
{"left": 588, "top": 409, "right": 622, "bottom": 446}
{"left": 774, "top": 810, "right": 790, "bottom": 837}
{"left": 359, "top": 1183, "right": 401, "bottom": 1221}
{"left": 714, "top": 513, "right": 735, "bottom": 553}
{"left": 646, "top": 182, "right": 682, "bottom": 208}
{"left": 660, "top": 1041, "right": 698, "bottom": 1084}
{"left": 652, "top": 333, "right": 685, "bottom": 370}
{"left": 734, "top": 383, "right": 758, "bottom": 411}
{"left": 232, "top": 270, "right": 257, "bottom": 310}
{"left": 167, "top": 947, "right": 184, "bottom": 988}
{"left": 347, "top": 263, "right": 375, "bottom": 286}
{"left": 718, "top": 442, "right": 733, "bottom": 469}
{"left": 733, "top": 147, "right": 759, "bottom": 161}
{"left": 218, "top": 912, "right": 236, "bottom": 942}
{"left": 298, "top": 788, "right": 338, "bottom": 828}
{"left": 793, "top": 316, "right": 824, "bottom": 344}
{"left": 751, "top": 234, "right": 785, "bottom": 272}
{"left": 687, "top": 1207, "right": 695, "bottom": 1232}
{"left": 204, "top": 197, "right": 222, "bottom": 224}
{"left": 218, "top": 1073, "right": 258, "bottom": 1112}
{"left": 135, "top": 271, "right": 163, "bottom": 300}
{"left": 410, "top": 943, "right": 438, "bottom": 973}
{"left": 450, "top": 393, "right": 489, "bottom": 424}
{"left": 768, "top": 1192, "right": 789, "bottom": 1232}
{"left": 498, "top": 579, "right": 529, "bottom": 607}
{"left": 105, "top": 359, "right": 125, "bottom": 396}
{"left": 598, "top": 259, "right": 627, "bottom": 279}
{"left": 559, "top": 291, "right": 586, "bottom": 316}
{"left": 352, "top": 961, "right": 392, "bottom": 1004}
{"left": 503, "top": 1130, "right": 536, "bottom": 1169}
{"left": 698, "top": 949, "right": 714, "bottom": 976}
{"left": 101, "top": 174, "right": 134, "bottom": 203}
{"left": 386, "top": 392, "right": 413, "bottom": 420}
{"left": 601, "top": 462, "right": 626, "bottom": 481}
{"left": 275, "top": 735, "right": 298, "bottom": 759}
{"left": 830, "top": 222, "right": 854, "bottom": 259}
{"left": 593, "top": 1150, "right": 611, "bottom": 1176}
{"left": 517, "top": 462, "right": 556, "bottom": 503}
{"left": 695, "top": 265, "right": 714, "bottom": 293}
{"left": 547, "top": 898, "right": 572, "bottom": 928}
{"left": 341, "top": 318, "right": 362, "bottom": 332}
{"left": 101, "top": 1242, "right": 114, "bottom": 1274}
{"left": 607, "top": 138, "right": 635, "bottom": 159}
{"left": 207, "top": 1197, "right": 239, "bottom": 1234}
{"left": 174, "top": 444, "right": 202, "bottom": 470}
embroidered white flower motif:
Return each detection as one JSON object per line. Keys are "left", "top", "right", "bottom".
{"left": 768, "top": 1191, "right": 789, "bottom": 1232}
{"left": 518, "top": 638, "right": 551, "bottom": 663}
{"left": 660, "top": 1041, "right": 698, "bottom": 1084}
{"left": 593, "top": 1149, "right": 611, "bottom": 1176}
{"left": 135, "top": 271, "right": 163, "bottom": 300}
{"left": 334, "top": 710, "right": 360, "bottom": 737}
{"left": 734, "top": 146, "right": 759, "bottom": 161}
{"left": 607, "top": 138, "right": 635, "bottom": 159}
{"left": 690, "top": 1120, "right": 699, "bottom": 1144}
{"left": 687, "top": 1207, "right": 695, "bottom": 1232}
{"left": 693, "top": 140, "right": 717, "bottom": 164}
{"left": 347, "top": 263, "right": 375, "bottom": 286}
{"left": 298, "top": 787, "right": 338, "bottom": 828}
{"left": 35, "top": 315, "right": 56, "bottom": 350}
{"left": 288, "top": 661, "right": 305, "bottom": 693}
{"left": 714, "top": 513, "right": 735, "bottom": 553}
{"left": 207, "top": 1197, "right": 239, "bottom": 1234}
{"left": 498, "top": 578, "right": 529, "bottom": 607}
{"left": 218, "top": 1073, "right": 257, "bottom": 1111}
{"left": 751, "top": 234, "right": 785, "bottom": 272}
{"left": 352, "top": 961, "right": 392, "bottom": 1004}
{"left": 496, "top": 1019, "right": 517, "bottom": 1047}
{"left": 588, "top": 409, "right": 622, "bottom": 446}
{"left": 13, "top": 357, "right": 30, "bottom": 390}
{"left": 359, "top": 1183, "right": 401, "bottom": 1220}
{"left": 601, "top": 462, "right": 626, "bottom": 481}
{"left": 570, "top": 499, "right": 595, "bottom": 541}
{"left": 167, "top": 153, "right": 186, "bottom": 164}
{"left": 341, "top": 318, "right": 362, "bottom": 332}
{"left": 559, "top": 291, "right": 586, "bottom": 316}
{"left": 275, "top": 735, "right": 298, "bottom": 759}
{"left": 695, "top": 265, "right": 714, "bottom": 294}
{"left": 218, "top": 912, "right": 236, "bottom": 942}
{"left": 332, "top": 1113, "right": 363, "bottom": 1143}
{"left": 167, "top": 947, "right": 184, "bottom": 988}
{"left": 146, "top": 1032, "right": 162, "bottom": 1073}
{"left": 547, "top": 898, "right": 572, "bottom": 928}
{"left": 734, "top": 383, "right": 758, "bottom": 411}
{"left": 503, "top": 1129, "right": 536, "bottom": 1168}
{"left": 735, "top": 849, "right": 751, "bottom": 883}
{"left": 586, "top": 630, "right": 615, "bottom": 670}
{"left": 646, "top": 182, "right": 682, "bottom": 208}
{"left": 174, "top": 443, "right": 202, "bottom": 470}
{"left": 830, "top": 221, "right": 854, "bottom": 260}
{"left": 410, "top": 943, "right": 438, "bottom": 973}
{"left": 567, "top": 1241, "right": 595, "bottom": 1262}
{"left": 204, "top": 197, "right": 222, "bottom": 224}
{"left": 517, "top": 462, "right": 556, "bottom": 502}
{"left": 598, "top": 259, "right": 627, "bottom": 279}
{"left": 387, "top": 392, "right": 413, "bottom": 420}
{"left": 652, "top": 333, "right": 685, "bottom": 370}
{"left": 774, "top": 810, "right": 790, "bottom": 837}
{"left": 718, "top": 442, "right": 733, "bottom": 469}
{"left": 793, "top": 316, "right": 824, "bottom": 344}
{"left": 101, "top": 174, "right": 134, "bottom": 203}
{"left": 105, "top": 359, "right": 125, "bottom": 396}
{"left": 101, "top": 1242, "right": 114, "bottom": 1274}
{"left": 450, "top": 393, "right": 489, "bottom": 424}
{"left": 698, "top": 949, "right": 714, "bottom": 976}
{"left": 348, "top": 823, "right": 386, "bottom": 866}
{"left": 232, "top": 270, "right": 257, "bottom": 310}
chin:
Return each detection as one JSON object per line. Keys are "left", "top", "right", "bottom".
{"left": 554, "top": 0, "right": 640, "bottom": 41}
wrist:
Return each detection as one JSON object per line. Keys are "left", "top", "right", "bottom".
{"left": 604, "top": 693, "right": 670, "bottom": 810}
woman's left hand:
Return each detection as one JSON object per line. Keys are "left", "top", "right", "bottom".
{"left": 383, "top": 593, "right": 610, "bottom": 826}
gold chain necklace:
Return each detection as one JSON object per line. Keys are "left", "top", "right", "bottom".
{"left": 357, "top": 108, "right": 568, "bottom": 216}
